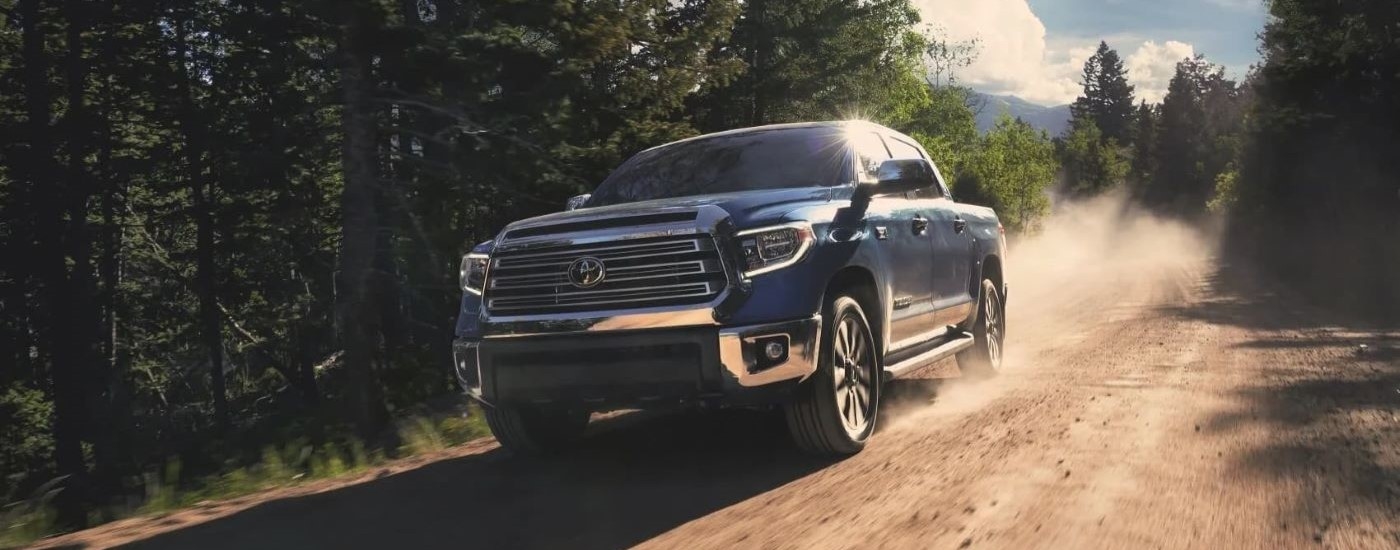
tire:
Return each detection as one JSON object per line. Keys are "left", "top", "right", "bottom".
{"left": 484, "top": 406, "right": 589, "bottom": 455}
{"left": 957, "top": 279, "right": 1005, "bottom": 378}
{"left": 785, "top": 294, "right": 880, "bottom": 455}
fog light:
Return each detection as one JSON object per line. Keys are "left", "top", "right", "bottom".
{"left": 764, "top": 341, "right": 786, "bottom": 361}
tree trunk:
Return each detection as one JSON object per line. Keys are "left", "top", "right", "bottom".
{"left": 337, "top": 11, "right": 388, "bottom": 438}
{"left": 91, "top": 0, "right": 131, "bottom": 501}
{"left": 172, "top": 8, "right": 229, "bottom": 430}
{"left": 21, "top": 0, "right": 91, "bottom": 528}
{"left": 63, "top": 0, "right": 121, "bottom": 511}
{"left": 294, "top": 326, "right": 320, "bottom": 406}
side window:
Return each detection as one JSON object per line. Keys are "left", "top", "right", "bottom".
{"left": 887, "top": 136, "right": 952, "bottom": 199}
{"left": 851, "top": 132, "right": 891, "bottom": 183}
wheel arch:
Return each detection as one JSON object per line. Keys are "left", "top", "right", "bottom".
{"left": 824, "top": 265, "right": 885, "bottom": 355}
{"left": 961, "top": 253, "right": 1005, "bottom": 331}
{"left": 979, "top": 254, "right": 1004, "bottom": 294}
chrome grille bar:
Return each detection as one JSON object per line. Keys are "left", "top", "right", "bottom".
{"left": 493, "top": 240, "right": 704, "bottom": 268}
{"left": 484, "top": 233, "right": 727, "bottom": 316}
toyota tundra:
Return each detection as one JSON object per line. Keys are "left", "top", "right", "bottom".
{"left": 453, "top": 121, "right": 1008, "bottom": 456}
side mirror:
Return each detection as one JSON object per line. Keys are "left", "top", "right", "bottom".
{"left": 872, "top": 159, "right": 936, "bottom": 195}
{"left": 565, "top": 193, "right": 592, "bottom": 211}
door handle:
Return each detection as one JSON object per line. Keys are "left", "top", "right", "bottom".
{"left": 953, "top": 217, "right": 967, "bottom": 234}
{"left": 912, "top": 216, "right": 929, "bottom": 235}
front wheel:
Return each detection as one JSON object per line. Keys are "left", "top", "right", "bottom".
{"left": 785, "top": 294, "right": 880, "bottom": 455}
{"left": 484, "top": 406, "right": 589, "bottom": 455}
{"left": 957, "top": 279, "right": 1005, "bottom": 378}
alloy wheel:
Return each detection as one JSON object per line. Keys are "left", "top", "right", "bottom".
{"left": 985, "top": 288, "right": 1004, "bottom": 368}
{"left": 831, "top": 313, "right": 876, "bottom": 436}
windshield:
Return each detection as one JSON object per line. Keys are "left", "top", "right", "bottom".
{"left": 586, "top": 127, "right": 850, "bottom": 207}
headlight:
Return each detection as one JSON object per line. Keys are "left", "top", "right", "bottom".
{"left": 459, "top": 253, "right": 489, "bottom": 295}
{"left": 737, "top": 222, "right": 814, "bottom": 277}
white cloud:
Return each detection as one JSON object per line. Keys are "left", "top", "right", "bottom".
{"left": 1127, "top": 40, "right": 1196, "bottom": 103}
{"left": 913, "top": 0, "right": 1081, "bottom": 105}
{"left": 1202, "top": 0, "right": 1258, "bottom": 10}
{"left": 914, "top": 0, "right": 1198, "bottom": 106}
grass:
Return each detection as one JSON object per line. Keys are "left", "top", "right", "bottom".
{"left": 0, "top": 478, "right": 60, "bottom": 549}
{"left": 0, "top": 406, "right": 490, "bottom": 548}
{"left": 136, "top": 407, "right": 489, "bottom": 515}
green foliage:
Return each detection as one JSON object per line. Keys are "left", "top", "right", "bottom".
{"left": 399, "top": 412, "right": 491, "bottom": 455}
{"left": 400, "top": 417, "right": 449, "bottom": 455}
{"left": 125, "top": 409, "right": 485, "bottom": 520}
{"left": 1059, "top": 119, "right": 1129, "bottom": 195}
{"left": 691, "top": 0, "right": 924, "bottom": 129}
{"left": 1141, "top": 56, "right": 1247, "bottom": 215}
{"left": 139, "top": 460, "right": 184, "bottom": 515}
{"left": 1059, "top": 41, "right": 1138, "bottom": 199}
{"left": 0, "top": 386, "right": 54, "bottom": 498}
{"left": 0, "top": 503, "right": 56, "bottom": 549}
{"left": 0, "top": 477, "right": 62, "bottom": 549}
{"left": 958, "top": 114, "right": 1058, "bottom": 232}
{"left": 1207, "top": 168, "right": 1239, "bottom": 213}
{"left": 907, "top": 86, "right": 981, "bottom": 183}
{"left": 1129, "top": 102, "right": 1159, "bottom": 187}
{"left": 1070, "top": 42, "right": 1137, "bottom": 144}
{"left": 1232, "top": 0, "right": 1400, "bottom": 318}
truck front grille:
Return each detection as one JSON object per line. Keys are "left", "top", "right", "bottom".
{"left": 485, "top": 234, "right": 727, "bottom": 315}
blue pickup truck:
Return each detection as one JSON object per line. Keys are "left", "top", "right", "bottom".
{"left": 453, "top": 121, "right": 1008, "bottom": 455}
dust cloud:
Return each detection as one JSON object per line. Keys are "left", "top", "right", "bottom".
{"left": 1008, "top": 190, "right": 1218, "bottom": 324}
{"left": 880, "top": 191, "right": 1218, "bottom": 430}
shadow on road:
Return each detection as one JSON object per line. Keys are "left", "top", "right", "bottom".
{"left": 1177, "top": 264, "right": 1400, "bottom": 533}
{"left": 118, "top": 379, "right": 953, "bottom": 550}
{"left": 120, "top": 410, "right": 822, "bottom": 550}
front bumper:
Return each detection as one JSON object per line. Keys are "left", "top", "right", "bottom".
{"left": 453, "top": 314, "right": 821, "bottom": 409}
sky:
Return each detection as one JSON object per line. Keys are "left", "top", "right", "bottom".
{"left": 912, "top": 0, "right": 1269, "bottom": 106}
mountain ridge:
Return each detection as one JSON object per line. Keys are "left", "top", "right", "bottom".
{"left": 972, "top": 92, "right": 1072, "bottom": 137}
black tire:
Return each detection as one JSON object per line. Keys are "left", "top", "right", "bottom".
{"left": 957, "top": 279, "right": 1005, "bottom": 378}
{"left": 484, "top": 406, "right": 589, "bottom": 455}
{"left": 784, "top": 294, "right": 880, "bottom": 455}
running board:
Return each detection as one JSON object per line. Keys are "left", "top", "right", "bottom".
{"left": 883, "top": 333, "right": 976, "bottom": 379}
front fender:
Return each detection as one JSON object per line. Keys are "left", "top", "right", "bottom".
{"left": 723, "top": 220, "right": 891, "bottom": 331}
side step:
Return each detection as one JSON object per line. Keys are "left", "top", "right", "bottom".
{"left": 883, "top": 333, "right": 976, "bottom": 380}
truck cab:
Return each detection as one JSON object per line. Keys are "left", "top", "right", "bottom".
{"left": 454, "top": 121, "right": 1008, "bottom": 455}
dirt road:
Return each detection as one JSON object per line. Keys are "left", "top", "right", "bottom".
{"left": 39, "top": 199, "right": 1400, "bottom": 549}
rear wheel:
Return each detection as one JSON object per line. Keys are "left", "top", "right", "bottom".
{"left": 785, "top": 294, "right": 879, "bottom": 455}
{"left": 484, "top": 406, "right": 589, "bottom": 455}
{"left": 957, "top": 279, "right": 1005, "bottom": 378}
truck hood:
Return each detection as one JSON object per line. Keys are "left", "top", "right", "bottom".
{"left": 500, "top": 186, "right": 839, "bottom": 237}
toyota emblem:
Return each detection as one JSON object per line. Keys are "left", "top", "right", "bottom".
{"left": 567, "top": 257, "right": 606, "bottom": 288}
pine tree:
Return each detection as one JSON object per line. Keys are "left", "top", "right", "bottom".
{"left": 1070, "top": 42, "right": 1136, "bottom": 145}
{"left": 693, "top": 0, "right": 923, "bottom": 130}
{"left": 332, "top": 0, "right": 390, "bottom": 439}
{"left": 1130, "top": 101, "right": 1158, "bottom": 188}
{"left": 1143, "top": 55, "right": 1243, "bottom": 215}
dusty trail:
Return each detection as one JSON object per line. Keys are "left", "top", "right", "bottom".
{"left": 37, "top": 198, "right": 1400, "bottom": 549}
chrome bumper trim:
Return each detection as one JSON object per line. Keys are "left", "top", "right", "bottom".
{"left": 719, "top": 314, "right": 823, "bottom": 388}
{"left": 452, "top": 339, "right": 484, "bottom": 401}
{"left": 481, "top": 301, "right": 724, "bottom": 338}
